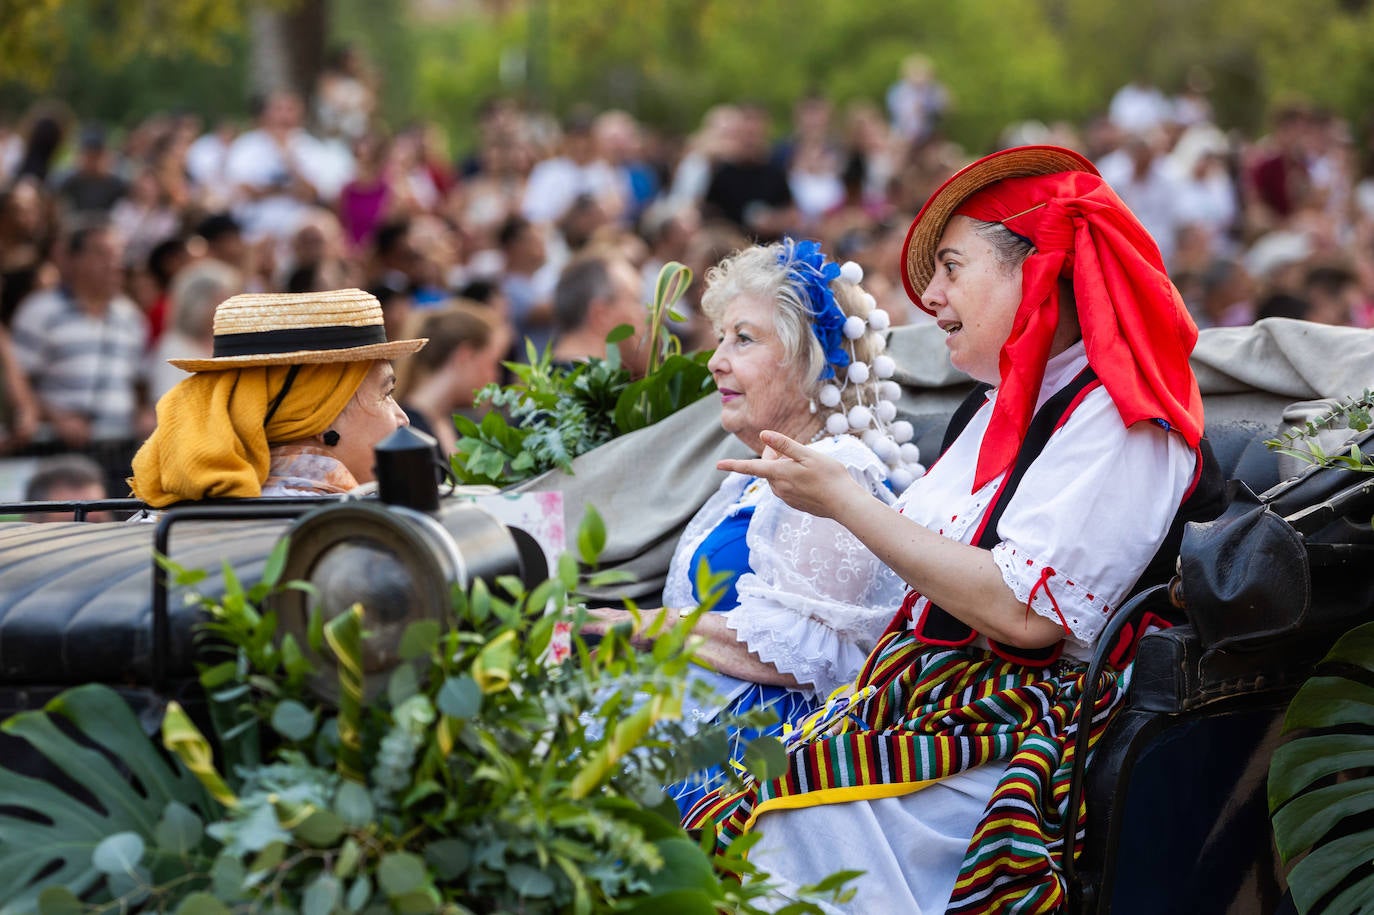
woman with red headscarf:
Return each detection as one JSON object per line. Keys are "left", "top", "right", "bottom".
{"left": 683, "top": 147, "right": 1215, "bottom": 913}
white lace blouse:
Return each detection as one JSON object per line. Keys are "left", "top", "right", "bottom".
{"left": 893, "top": 342, "right": 1198, "bottom": 662}
{"left": 663, "top": 434, "right": 909, "bottom": 699}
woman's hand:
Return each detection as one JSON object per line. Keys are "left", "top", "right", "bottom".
{"left": 717, "top": 430, "right": 867, "bottom": 521}
{"left": 579, "top": 606, "right": 679, "bottom": 649}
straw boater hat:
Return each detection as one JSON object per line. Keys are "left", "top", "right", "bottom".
{"left": 169, "top": 288, "right": 427, "bottom": 372}
{"left": 900, "top": 145, "right": 1097, "bottom": 307}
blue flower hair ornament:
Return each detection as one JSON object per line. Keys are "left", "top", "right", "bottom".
{"left": 780, "top": 238, "right": 849, "bottom": 379}
{"left": 776, "top": 237, "right": 926, "bottom": 492}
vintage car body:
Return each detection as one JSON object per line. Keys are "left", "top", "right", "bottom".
{"left": 0, "top": 319, "right": 1370, "bottom": 913}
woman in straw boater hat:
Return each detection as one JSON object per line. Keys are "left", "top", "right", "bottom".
{"left": 130, "top": 288, "right": 426, "bottom": 506}
{"left": 683, "top": 146, "right": 1222, "bottom": 913}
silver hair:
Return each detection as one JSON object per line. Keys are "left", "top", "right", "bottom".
{"left": 170, "top": 259, "right": 243, "bottom": 339}
{"left": 700, "top": 243, "right": 884, "bottom": 413}
{"left": 969, "top": 218, "right": 1035, "bottom": 273}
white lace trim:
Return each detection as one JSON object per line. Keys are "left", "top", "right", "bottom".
{"left": 991, "top": 541, "right": 1112, "bottom": 648}
{"left": 662, "top": 435, "right": 906, "bottom": 695}
{"left": 723, "top": 598, "right": 878, "bottom": 698}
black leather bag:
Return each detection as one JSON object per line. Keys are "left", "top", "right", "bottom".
{"left": 1179, "top": 429, "right": 1374, "bottom": 651}
{"left": 1179, "top": 481, "right": 1311, "bottom": 650}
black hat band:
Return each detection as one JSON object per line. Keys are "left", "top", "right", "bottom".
{"left": 212, "top": 323, "right": 388, "bottom": 358}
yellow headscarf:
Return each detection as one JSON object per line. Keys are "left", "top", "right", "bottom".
{"left": 130, "top": 361, "right": 371, "bottom": 507}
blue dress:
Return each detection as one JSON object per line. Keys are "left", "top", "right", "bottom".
{"left": 667, "top": 495, "right": 816, "bottom": 816}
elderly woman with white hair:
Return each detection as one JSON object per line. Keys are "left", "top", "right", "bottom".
{"left": 582, "top": 239, "right": 922, "bottom": 814}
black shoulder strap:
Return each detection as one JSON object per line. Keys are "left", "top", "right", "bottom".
{"left": 916, "top": 367, "right": 1100, "bottom": 665}
{"left": 941, "top": 382, "right": 995, "bottom": 457}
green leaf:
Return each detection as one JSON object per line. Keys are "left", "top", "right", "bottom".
{"left": 229, "top": 806, "right": 291, "bottom": 855}
{"left": 605, "top": 322, "right": 635, "bottom": 344}
{"left": 585, "top": 569, "right": 638, "bottom": 587}
{"left": 209, "top": 852, "right": 248, "bottom": 901}
{"left": 687, "top": 730, "right": 730, "bottom": 771}
{"left": 507, "top": 863, "right": 555, "bottom": 898}
{"left": 1283, "top": 674, "right": 1374, "bottom": 732}
{"left": 401, "top": 779, "right": 444, "bottom": 810}
{"left": 388, "top": 662, "right": 420, "bottom": 708}
{"left": 1274, "top": 776, "right": 1374, "bottom": 865}
{"left": 469, "top": 578, "right": 491, "bottom": 624}
{"left": 742, "top": 736, "right": 788, "bottom": 782}
{"left": 291, "top": 807, "right": 346, "bottom": 847}
{"left": 303, "top": 873, "right": 343, "bottom": 915}
{"left": 154, "top": 801, "right": 204, "bottom": 856}
{"left": 1308, "top": 869, "right": 1374, "bottom": 915}
{"left": 334, "top": 781, "right": 375, "bottom": 829}
{"left": 577, "top": 504, "right": 607, "bottom": 566}
{"left": 307, "top": 605, "right": 325, "bottom": 655}
{"left": 173, "top": 892, "right": 232, "bottom": 915}
{"left": 279, "top": 633, "right": 313, "bottom": 683}
{"left": 1268, "top": 734, "right": 1374, "bottom": 817}
{"left": 35, "top": 887, "right": 84, "bottom": 915}
{"left": 377, "top": 851, "right": 429, "bottom": 898}
{"left": 270, "top": 699, "right": 317, "bottom": 742}
{"left": 248, "top": 840, "right": 286, "bottom": 877}
{"left": 0, "top": 685, "right": 213, "bottom": 909}
{"left": 334, "top": 836, "right": 362, "bottom": 879}
{"left": 198, "top": 660, "right": 238, "bottom": 689}
{"left": 324, "top": 606, "right": 366, "bottom": 782}
{"left": 399, "top": 619, "right": 441, "bottom": 661}
{"left": 1270, "top": 620, "right": 1374, "bottom": 911}
{"left": 436, "top": 675, "right": 482, "bottom": 720}
{"left": 495, "top": 574, "right": 526, "bottom": 599}
{"left": 392, "top": 888, "right": 442, "bottom": 913}
{"left": 92, "top": 831, "right": 145, "bottom": 874}
{"left": 1287, "top": 830, "right": 1374, "bottom": 915}
{"left": 424, "top": 838, "right": 470, "bottom": 881}
{"left": 802, "top": 868, "right": 864, "bottom": 896}
{"left": 345, "top": 873, "right": 372, "bottom": 912}
{"left": 558, "top": 553, "right": 580, "bottom": 592}
{"left": 646, "top": 836, "right": 718, "bottom": 896}
{"left": 260, "top": 535, "right": 290, "bottom": 589}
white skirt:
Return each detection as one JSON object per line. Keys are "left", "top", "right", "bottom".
{"left": 747, "top": 762, "right": 1007, "bottom": 914}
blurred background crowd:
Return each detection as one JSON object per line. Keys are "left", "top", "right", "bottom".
{"left": 3, "top": 6, "right": 1374, "bottom": 506}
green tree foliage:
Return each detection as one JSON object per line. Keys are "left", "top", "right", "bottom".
{"left": 407, "top": 0, "right": 1076, "bottom": 152}
{"left": 397, "top": 0, "right": 1374, "bottom": 154}
{"left": 0, "top": 0, "right": 252, "bottom": 89}
{"left": 8, "top": 0, "right": 1374, "bottom": 150}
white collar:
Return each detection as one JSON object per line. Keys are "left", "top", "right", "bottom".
{"left": 986, "top": 340, "right": 1090, "bottom": 413}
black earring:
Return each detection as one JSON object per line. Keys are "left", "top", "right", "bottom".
{"left": 322, "top": 430, "right": 340, "bottom": 447}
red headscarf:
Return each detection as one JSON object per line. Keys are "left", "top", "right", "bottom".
{"left": 952, "top": 169, "right": 1204, "bottom": 491}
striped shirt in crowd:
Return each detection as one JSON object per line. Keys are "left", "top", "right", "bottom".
{"left": 10, "top": 288, "right": 148, "bottom": 442}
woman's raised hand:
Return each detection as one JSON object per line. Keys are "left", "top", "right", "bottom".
{"left": 717, "top": 431, "right": 865, "bottom": 520}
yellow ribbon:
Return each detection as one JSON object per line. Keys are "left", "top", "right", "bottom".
{"left": 162, "top": 700, "right": 237, "bottom": 808}
{"left": 470, "top": 630, "right": 517, "bottom": 694}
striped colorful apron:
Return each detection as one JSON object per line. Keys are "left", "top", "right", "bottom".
{"left": 683, "top": 628, "right": 1126, "bottom": 914}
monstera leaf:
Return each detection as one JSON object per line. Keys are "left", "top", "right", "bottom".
{"left": 1269, "top": 621, "right": 1374, "bottom": 914}
{"left": 0, "top": 684, "right": 213, "bottom": 911}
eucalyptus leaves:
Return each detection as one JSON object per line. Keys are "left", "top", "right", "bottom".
{"left": 1266, "top": 388, "right": 1374, "bottom": 474}
{"left": 0, "top": 509, "right": 852, "bottom": 913}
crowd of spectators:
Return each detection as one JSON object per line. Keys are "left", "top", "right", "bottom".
{"left": 2, "top": 49, "right": 1372, "bottom": 503}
